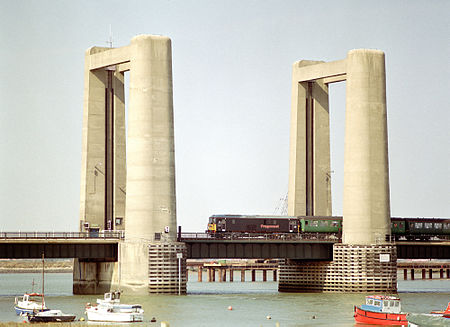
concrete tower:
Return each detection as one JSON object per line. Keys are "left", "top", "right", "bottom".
{"left": 75, "top": 35, "right": 186, "bottom": 295}
{"left": 281, "top": 49, "right": 396, "bottom": 293}
{"left": 343, "top": 49, "right": 391, "bottom": 245}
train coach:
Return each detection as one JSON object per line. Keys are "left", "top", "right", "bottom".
{"left": 391, "top": 217, "right": 450, "bottom": 241}
{"left": 207, "top": 215, "right": 449, "bottom": 241}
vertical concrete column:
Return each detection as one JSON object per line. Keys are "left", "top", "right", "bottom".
{"left": 241, "top": 270, "right": 245, "bottom": 282}
{"left": 251, "top": 270, "right": 256, "bottom": 282}
{"left": 422, "top": 269, "right": 426, "bottom": 279}
{"left": 212, "top": 269, "right": 216, "bottom": 282}
{"left": 262, "top": 270, "right": 267, "bottom": 282}
{"left": 218, "top": 269, "right": 223, "bottom": 282}
{"left": 343, "top": 49, "right": 390, "bottom": 245}
{"left": 207, "top": 268, "right": 212, "bottom": 282}
{"left": 229, "top": 269, "right": 233, "bottom": 282}
{"left": 80, "top": 47, "right": 109, "bottom": 230}
{"left": 439, "top": 269, "right": 443, "bottom": 279}
{"left": 288, "top": 61, "right": 331, "bottom": 216}
{"left": 125, "top": 35, "right": 177, "bottom": 242}
{"left": 428, "top": 269, "right": 432, "bottom": 279}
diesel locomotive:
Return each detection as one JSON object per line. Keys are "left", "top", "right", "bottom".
{"left": 207, "top": 214, "right": 450, "bottom": 241}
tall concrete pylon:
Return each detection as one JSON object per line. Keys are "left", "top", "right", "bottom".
{"left": 75, "top": 35, "right": 186, "bottom": 295}
{"left": 282, "top": 49, "right": 396, "bottom": 293}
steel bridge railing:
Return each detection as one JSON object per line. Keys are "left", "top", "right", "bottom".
{"left": 0, "top": 231, "right": 124, "bottom": 240}
{"left": 179, "top": 232, "right": 341, "bottom": 242}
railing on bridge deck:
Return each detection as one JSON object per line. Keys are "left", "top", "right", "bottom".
{"left": 0, "top": 231, "right": 124, "bottom": 240}
{"left": 179, "top": 232, "right": 340, "bottom": 242}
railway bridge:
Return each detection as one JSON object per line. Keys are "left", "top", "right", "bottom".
{"left": 1, "top": 232, "right": 449, "bottom": 261}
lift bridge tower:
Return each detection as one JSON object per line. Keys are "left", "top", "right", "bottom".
{"left": 75, "top": 35, "right": 186, "bottom": 295}
{"left": 281, "top": 49, "right": 396, "bottom": 293}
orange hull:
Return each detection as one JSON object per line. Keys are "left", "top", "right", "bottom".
{"left": 354, "top": 306, "right": 408, "bottom": 326}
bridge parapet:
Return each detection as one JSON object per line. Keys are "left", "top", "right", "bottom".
{"left": 0, "top": 231, "right": 124, "bottom": 240}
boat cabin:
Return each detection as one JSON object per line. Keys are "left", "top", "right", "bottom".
{"left": 360, "top": 295, "right": 402, "bottom": 314}
{"left": 97, "top": 291, "right": 121, "bottom": 305}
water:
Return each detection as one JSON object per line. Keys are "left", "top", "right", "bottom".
{"left": 1, "top": 272, "right": 449, "bottom": 326}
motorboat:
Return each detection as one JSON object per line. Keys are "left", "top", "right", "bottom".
{"left": 85, "top": 291, "right": 144, "bottom": 322}
{"left": 407, "top": 302, "right": 450, "bottom": 327}
{"left": 354, "top": 295, "right": 408, "bottom": 326}
{"left": 27, "top": 309, "right": 76, "bottom": 323}
{"left": 14, "top": 293, "right": 48, "bottom": 315}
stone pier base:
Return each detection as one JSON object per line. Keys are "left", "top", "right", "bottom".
{"left": 73, "top": 260, "right": 119, "bottom": 294}
{"left": 279, "top": 244, "right": 397, "bottom": 293}
{"left": 148, "top": 242, "right": 187, "bottom": 294}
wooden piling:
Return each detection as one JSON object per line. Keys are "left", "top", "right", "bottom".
{"left": 273, "top": 269, "right": 277, "bottom": 281}
{"left": 198, "top": 268, "right": 202, "bottom": 282}
{"left": 421, "top": 269, "right": 426, "bottom": 279}
{"left": 411, "top": 269, "right": 414, "bottom": 280}
{"left": 251, "top": 269, "right": 256, "bottom": 282}
{"left": 403, "top": 269, "right": 407, "bottom": 280}
{"left": 229, "top": 269, "right": 233, "bottom": 282}
{"left": 263, "top": 269, "right": 267, "bottom": 282}
{"left": 241, "top": 269, "right": 245, "bottom": 282}
{"left": 428, "top": 268, "right": 432, "bottom": 279}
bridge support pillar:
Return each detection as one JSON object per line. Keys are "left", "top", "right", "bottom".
{"left": 229, "top": 269, "right": 233, "bottom": 282}
{"left": 279, "top": 244, "right": 397, "bottom": 293}
{"left": 241, "top": 269, "right": 245, "bottom": 282}
{"left": 73, "top": 259, "right": 119, "bottom": 294}
{"left": 198, "top": 267, "right": 203, "bottom": 282}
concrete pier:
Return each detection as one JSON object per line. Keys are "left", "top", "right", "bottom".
{"left": 76, "top": 35, "right": 186, "bottom": 294}
{"left": 281, "top": 49, "right": 396, "bottom": 293}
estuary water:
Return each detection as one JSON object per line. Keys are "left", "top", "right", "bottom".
{"left": 0, "top": 271, "right": 449, "bottom": 326}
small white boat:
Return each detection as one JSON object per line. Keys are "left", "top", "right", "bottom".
{"left": 85, "top": 291, "right": 144, "bottom": 323}
{"left": 28, "top": 309, "right": 76, "bottom": 323}
{"left": 14, "top": 293, "right": 48, "bottom": 315}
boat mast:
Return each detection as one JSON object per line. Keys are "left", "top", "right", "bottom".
{"left": 41, "top": 252, "right": 44, "bottom": 310}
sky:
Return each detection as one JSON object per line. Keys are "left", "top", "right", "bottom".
{"left": 0, "top": 0, "right": 448, "bottom": 232}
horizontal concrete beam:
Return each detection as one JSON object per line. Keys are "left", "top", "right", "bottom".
{"left": 88, "top": 46, "right": 131, "bottom": 71}
{"left": 293, "top": 59, "right": 347, "bottom": 82}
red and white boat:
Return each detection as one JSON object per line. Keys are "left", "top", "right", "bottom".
{"left": 354, "top": 295, "right": 408, "bottom": 326}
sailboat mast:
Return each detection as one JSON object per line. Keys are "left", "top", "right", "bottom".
{"left": 41, "top": 252, "right": 44, "bottom": 310}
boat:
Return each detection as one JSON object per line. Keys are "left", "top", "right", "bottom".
{"left": 15, "top": 253, "right": 49, "bottom": 315}
{"left": 85, "top": 291, "right": 144, "bottom": 322}
{"left": 14, "top": 293, "right": 48, "bottom": 315}
{"left": 354, "top": 295, "right": 408, "bottom": 326}
{"left": 407, "top": 302, "right": 450, "bottom": 327}
{"left": 27, "top": 309, "right": 76, "bottom": 323}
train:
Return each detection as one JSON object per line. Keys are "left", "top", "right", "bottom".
{"left": 207, "top": 215, "right": 450, "bottom": 241}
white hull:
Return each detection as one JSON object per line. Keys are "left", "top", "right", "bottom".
{"left": 86, "top": 309, "right": 143, "bottom": 322}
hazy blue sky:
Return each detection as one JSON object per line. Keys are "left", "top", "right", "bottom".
{"left": 0, "top": 1, "right": 448, "bottom": 232}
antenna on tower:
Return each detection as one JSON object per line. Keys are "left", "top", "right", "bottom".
{"left": 107, "top": 24, "right": 113, "bottom": 48}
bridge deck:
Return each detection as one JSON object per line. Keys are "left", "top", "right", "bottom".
{"left": 0, "top": 232, "right": 448, "bottom": 260}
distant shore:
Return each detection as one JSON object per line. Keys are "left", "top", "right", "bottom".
{"left": 0, "top": 259, "right": 73, "bottom": 273}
